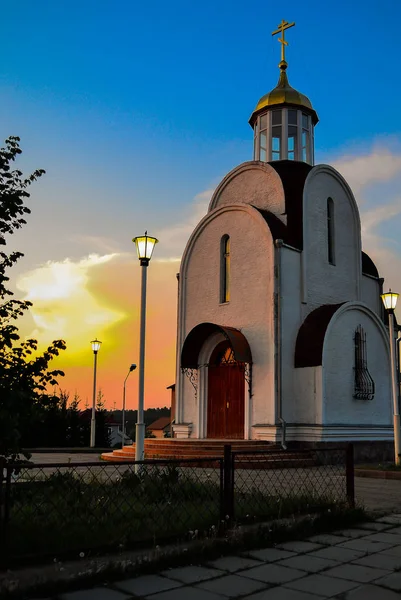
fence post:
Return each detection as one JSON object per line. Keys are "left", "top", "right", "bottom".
{"left": 0, "top": 458, "right": 5, "bottom": 566}
{"left": 0, "top": 458, "right": 4, "bottom": 533}
{"left": 219, "top": 457, "right": 225, "bottom": 521}
{"left": 222, "top": 444, "right": 234, "bottom": 523}
{"left": 346, "top": 443, "right": 355, "bottom": 508}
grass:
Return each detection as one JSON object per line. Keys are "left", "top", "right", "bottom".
{"left": 5, "top": 467, "right": 221, "bottom": 564}
{"left": 2, "top": 465, "right": 348, "bottom": 569}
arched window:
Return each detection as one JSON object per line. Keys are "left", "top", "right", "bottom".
{"left": 220, "top": 235, "right": 230, "bottom": 303}
{"left": 327, "top": 198, "right": 335, "bottom": 265}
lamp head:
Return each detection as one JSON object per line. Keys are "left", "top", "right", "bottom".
{"left": 132, "top": 231, "right": 158, "bottom": 266}
{"left": 129, "top": 363, "right": 137, "bottom": 372}
{"left": 381, "top": 290, "right": 399, "bottom": 313}
{"left": 91, "top": 338, "right": 102, "bottom": 353}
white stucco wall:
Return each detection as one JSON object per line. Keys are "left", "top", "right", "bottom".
{"left": 209, "top": 162, "right": 287, "bottom": 223}
{"left": 361, "top": 274, "right": 382, "bottom": 317}
{"left": 293, "top": 366, "right": 323, "bottom": 424}
{"left": 323, "top": 303, "right": 392, "bottom": 426}
{"left": 302, "top": 165, "right": 362, "bottom": 313}
{"left": 177, "top": 204, "right": 276, "bottom": 437}
{"left": 280, "top": 246, "right": 303, "bottom": 422}
{"left": 174, "top": 157, "right": 390, "bottom": 442}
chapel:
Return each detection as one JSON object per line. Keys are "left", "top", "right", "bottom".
{"left": 172, "top": 20, "right": 393, "bottom": 448}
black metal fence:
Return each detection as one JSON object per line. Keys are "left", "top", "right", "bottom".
{"left": 230, "top": 445, "right": 354, "bottom": 522}
{"left": 0, "top": 445, "right": 354, "bottom": 568}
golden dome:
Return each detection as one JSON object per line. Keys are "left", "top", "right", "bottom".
{"left": 250, "top": 61, "right": 318, "bottom": 125}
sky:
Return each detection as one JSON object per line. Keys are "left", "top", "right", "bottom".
{"left": 1, "top": 0, "right": 401, "bottom": 410}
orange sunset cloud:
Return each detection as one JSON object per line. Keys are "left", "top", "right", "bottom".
{"left": 16, "top": 253, "right": 180, "bottom": 409}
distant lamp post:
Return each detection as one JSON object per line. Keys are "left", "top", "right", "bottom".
{"left": 381, "top": 290, "right": 400, "bottom": 465}
{"left": 90, "top": 338, "right": 102, "bottom": 448}
{"left": 132, "top": 232, "right": 158, "bottom": 470}
{"left": 122, "top": 364, "right": 137, "bottom": 447}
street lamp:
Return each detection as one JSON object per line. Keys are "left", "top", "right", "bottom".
{"left": 381, "top": 290, "right": 400, "bottom": 465}
{"left": 132, "top": 231, "right": 158, "bottom": 469}
{"left": 90, "top": 338, "right": 102, "bottom": 448}
{"left": 122, "top": 363, "right": 137, "bottom": 447}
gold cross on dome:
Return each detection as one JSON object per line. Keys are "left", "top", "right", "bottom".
{"left": 272, "top": 19, "right": 295, "bottom": 63}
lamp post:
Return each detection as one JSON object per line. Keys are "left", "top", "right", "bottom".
{"left": 122, "top": 363, "right": 137, "bottom": 447}
{"left": 132, "top": 232, "right": 158, "bottom": 470}
{"left": 90, "top": 338, "right": 102, "bottom": 448}
{"left": 397, "top": 334, "right": 401, "bottom": 409}
{"left": 381, "top": 290, "right": 400, "bottom": 465}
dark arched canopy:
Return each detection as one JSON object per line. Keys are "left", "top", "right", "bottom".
{"left": 181, "top": 322, "right": 252, "bottom": 369}
{"left": 362, "top": 251, "right": 379, "bottom": 278}
{"left": 295, "top": 304, "right": 344, "bottom": 368}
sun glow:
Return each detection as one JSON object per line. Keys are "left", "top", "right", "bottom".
{"left": 17, "top": 254, "right": 125, "bottom": 352}
{"left": 15, "top": 252, "right": 179, "bottom": 408}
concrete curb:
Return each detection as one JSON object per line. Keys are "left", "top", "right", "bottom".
{"left": 355, "top": 469, "right": 401, "bottom": 480}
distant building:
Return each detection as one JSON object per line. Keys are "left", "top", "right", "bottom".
{"left": 147, "top": 416, "right": 171, "bottom": 438}
{"left": 107, "top": 418, "right": 132, "bottom": 447}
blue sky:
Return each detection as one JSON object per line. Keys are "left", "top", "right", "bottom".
{"left": 2, "top": 0, "right": 400, "bottom": 247}
{"left": 2, "top": 0, "right": 401, "bottom": 405}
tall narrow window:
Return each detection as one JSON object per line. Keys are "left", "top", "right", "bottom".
{"left": 259, "top": 113, "right": 267, "bottom": 162}
{"left": 327, "top": 198, "right": 335, "bottom": 265}
{"left": 354, "top": 325, "right": 375, "bottom": 400}
{"left": 221, "top": 235, "right": 230, "bottom": 303}
{"left": 271, "top": 110, "right": 282, "bottom": 160}
{"left": 288, "top": 126, "right": 297, "bottom": 160}
{"left": 287, "top": 110, "right": 297, "bottom": 160}
{"left": 301, "top": 114, "right": 309, "bottom": 162}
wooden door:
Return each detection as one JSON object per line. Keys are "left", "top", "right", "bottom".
{"left": 207, "top": 342, "right": 244, "bottom": 439}
{"left": 207, "top": 365, "right": 226, "bottom": 438}
{"left": 225, "top": 364, "right": 245, "bottom": 439}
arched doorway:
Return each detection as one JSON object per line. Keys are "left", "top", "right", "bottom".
{"left": 207, "top": 341, "right": 245, "bottom": 439}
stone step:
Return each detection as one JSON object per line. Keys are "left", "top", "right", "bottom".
{"left": 118, "top": 444, "right": 276, "bottom": 454}
{"left": 117, "top": 440, "right": 272, "bottom": 446}
{"left": 114, "top": 447, "right": 307, "bottom": 458}
{"left": 113, "top": 447, "right": 284, "bottom": 457}
{"left": 121, "top": 440, "right": 275, "bottom": 448}
{"left": 101, "top": 439, "right": 317, "bottom": 468}
{"left": 141, "top": 439, "right": 272, "bottom": 444}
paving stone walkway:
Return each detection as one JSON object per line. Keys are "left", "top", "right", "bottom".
{"left": 355, "top": 477, "right": 401, "bottom": 512}
{"left": 32, "top": 514, "right": 401, "bottom": 599}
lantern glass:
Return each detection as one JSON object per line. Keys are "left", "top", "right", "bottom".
{"left": 133, "top": 234, "right": 158, "bottom": 261}
{"left": 91, "top": 338, "right": 102, "bottom": 353}
{"left": 381, "top": 291, "right": 399, "bottom": 311}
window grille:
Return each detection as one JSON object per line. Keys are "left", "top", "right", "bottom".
{"left": 215, "top": 346, "right": 236, "bottom": 365}
{"left": 354, "top": 325, "right": 375, "bottom": 400}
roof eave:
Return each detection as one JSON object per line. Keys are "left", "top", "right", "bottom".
{"left": 249, "top": 102, "right": 319, "bottom": 128}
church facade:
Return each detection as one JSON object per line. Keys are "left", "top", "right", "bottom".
{"left": 172, "top": 22, "right": 393, "bottom": 446}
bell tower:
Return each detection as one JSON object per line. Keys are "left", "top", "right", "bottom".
{"left": 249, "top": 20, "right": 318, "bottom": 165}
